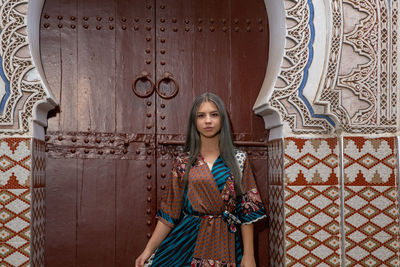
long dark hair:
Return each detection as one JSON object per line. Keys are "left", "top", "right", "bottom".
{"left": 183, "top": 92, "right": 243, "bottom": 195}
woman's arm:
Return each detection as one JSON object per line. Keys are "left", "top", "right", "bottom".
{"left": 135, "top": 220, "right": 172, "bottom": 267}
{"left": 240, "top": 223, "right": 256, "bottom": 267}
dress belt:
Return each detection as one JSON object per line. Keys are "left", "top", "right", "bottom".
{"left": 184, "top": 211, "right": 241, "bottom": 233}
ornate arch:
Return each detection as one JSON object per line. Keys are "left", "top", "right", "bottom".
{"left": 0, "top": 0, "right": 57, "bottom": 138}
{"left": 255, "top": 0, "right": 398, "bottom": 137}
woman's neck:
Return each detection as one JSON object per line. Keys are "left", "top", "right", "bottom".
{"left": 200, "top": 135, "right": 220, "bottom": 156}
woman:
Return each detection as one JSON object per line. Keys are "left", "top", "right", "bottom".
{"left": 135, "top": 92, "right": 266, "bottom": 266}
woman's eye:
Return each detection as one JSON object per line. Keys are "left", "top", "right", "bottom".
{"left": 211, "top": 113, "right": 219, "bottom": 117}
{"left": 197, "top": 114, "right": 204, "bottom": 118}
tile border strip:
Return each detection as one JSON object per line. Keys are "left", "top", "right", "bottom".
{"left": 339, "top": 135, "right": 346, "bottom": 267}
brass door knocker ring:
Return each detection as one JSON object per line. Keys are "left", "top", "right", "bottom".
{"left": 132, "top": 71, "right": 155, "bottom": 98}
{"left": 155, "top": 72, "right": 179, "bottom": 100}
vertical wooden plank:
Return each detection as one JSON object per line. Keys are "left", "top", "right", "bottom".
{"left": 40, "top": 0, "right": 61, "bottom": 130}
{"left": 77, "top": 0, "right": 116, "bottom": 133}
{"left": 192, "top": 0, "right": 231, "bottom": 106}
{"left": 230, "top": 0, "right": 268, "bottom": 140}
{"left": 115, "top": 0, "right": 156, "bottom": 134}
{"left": 116, "top": 144, "right": 156, "bottom": 265}
{"left": 59, "top": 0, "right": 78, "bottom": 132}
{"left": 155, "top": 0, "right": 195, "bottom": 135}
{"left": 45, "top": 158, "right": 78, "bottom": 266}
{"left": 76, "top": 159, "right": 116, "bottom": 266}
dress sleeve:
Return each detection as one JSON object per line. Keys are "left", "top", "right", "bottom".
{"left": 156, "top": 157, "right": 185, "bottom": 228}
{"left": 236, "top": 155, "right": 267, "bottom": 225}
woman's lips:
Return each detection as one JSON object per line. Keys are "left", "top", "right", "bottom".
{"left": 204, "top": 127, "right": 214, "bottom": 131}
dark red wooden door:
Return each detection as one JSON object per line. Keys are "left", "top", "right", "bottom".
{"left": 41, "top": 0, "right": 269, "bottom": 266}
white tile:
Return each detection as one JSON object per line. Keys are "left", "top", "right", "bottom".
{"left": 287, "top": 212, "right": 308, "bottom": 227}
{"left": 288, "top": 230, "right": 307, "bottom": 242}
{"left": 311, "top": 244, "right": 333, "bottom": 259}
{"left": 4, "top": 251, "right": 28, "bottom": 266}
{"left": 347, "top": 246, "right": 369, "bottom": 261}
{"left": 286, "top": 194, "right": 308, "bottom": 209}
{"left": 287, "top": 244, "right": 309, "bottom": 260}
{"left": 310, "top": 212, "right": 333, "bottom": 227}
{"left": 346, "top": 213, "right": 368, "bottom": 228}
{"left": 5, "top": 217, "right": 29, "bottom": 233}
{"left": 348, "top": 231, "right": 367, "bottom": 243}
{"left": 370, "top": 213, "right": 393, "bottom": 228}
{"left": 7, "top": 236, "right": 27, "bottom": 247}
{"left": 310, "top": 194, "right": 332, "bottom": 209}
{"left": 370, "top": 195, "right": 394, "bottom": 210}
{"left": 6, "top": 199, "right": 29, "bottom": 214}
{"left": 346, "top": 195, "right": 368, "bottom": 210}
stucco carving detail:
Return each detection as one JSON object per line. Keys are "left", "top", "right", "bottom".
{"left": 0, "top": 0, "right": 46, "bottom": 135}
{"left": 269, "top": 0, "right": 338, "bottom": 135}
{"left": 268, "top": 0, "right": 398, "bottom": 135}
{"left": 329, "top": 0, "right": 398, "bottom": 133}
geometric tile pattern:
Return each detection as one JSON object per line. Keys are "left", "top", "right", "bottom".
{"left": 285, "top": 186, "right": 341, "bottom": 266}
{"left": 31, "top": 139, "right": 46, "bottom": 266}
{"left": 268, "top": 139, "right": 284, "bottom": 186}
{"left": 31, "top": 187, "right": 45, "bottom": 267}
{"left": 0, "top": 138, "right": 32, "bottom": 266}
{"left": 283, "top": 136, "right": 399, "bottom": 266}
{"left": 343, "top": 186, "right": 399, "bottom": 266}
{"left": 269, "top": 185, "right": 285, "bottom": 267}
{"left": 0, "top": 139, "right": 31, "bottom": 188}
{"left": 343, "top": 137, "right": 397, "bottom": 186}
{"left": 268, "top": 139, "right": 285, "bottom": 266}
{"left": 0, "top": 189, "right": 30, "bottom": 266}
{"left": 32, "top": 139, "right": 45, "bottom": 188}
{"left": 285, "top": 138, "right": 339, "bottom": 185}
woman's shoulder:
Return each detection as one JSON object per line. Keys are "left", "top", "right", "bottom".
{"left": 234, "top": 149, "right": 247, "bottom": 172}
{"left": 172, "top": 152, "right": 190, "bottom": 173}
{"left": 175, "top": 152, "right": 190, "bottom": 163}
{"left": 234, "top": 149, "right": 247, "bottom": 161}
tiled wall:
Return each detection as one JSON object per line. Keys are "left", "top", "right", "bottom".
{"left": 268, "top": 139, "right": 285, "bottom": 266}
{"left": 0, "top": 138, "right": 31, "bottom": 266}
{"left": 342, "top": 137, "right": 399, "bottom": 266}
{"left": 278, "top": 136, "right": 400, "bottom": 266}
{"left": 31, "top": 139, "right": 46, "bottom": 267}
{"left": 284, "top": 138, "right": 341, "bottom": 266}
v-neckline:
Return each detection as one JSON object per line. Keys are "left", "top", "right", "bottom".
{"left": 201, "top": 155, "right": 230, "bottom": 193}
{"left": 199, "top": 154, "right": 220, "bottom": 171}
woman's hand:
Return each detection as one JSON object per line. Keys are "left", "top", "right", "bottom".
{"left": 241, "top": 254, "right": 256, "bottom": 267}
{"left": 135, "top": 249, "right": 152, "bottom": 267}
{"left": 134, "top": 220, "right": 172, "bottom": 267}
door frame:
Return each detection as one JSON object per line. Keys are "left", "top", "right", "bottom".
{"left": 28, "top": 0, "right": 285, "bottom": 140}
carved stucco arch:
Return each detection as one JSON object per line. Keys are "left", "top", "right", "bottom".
{"left": 255, "top": 0, "right": 345, "bottom": 138}
{"left": 27, "top": 0, "right": 58, "bottom": 140}
{"left": 254, "top": 0, "right": 398, "bottom": 138}
{"left": 27, "top": 0, "right": 57, "bottom": 139}
{"left": 254, "top": 0, "right": 286, "bottom": 140}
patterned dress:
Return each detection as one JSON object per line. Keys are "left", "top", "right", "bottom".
{"left": 150, "top": 151, "right": 266, "bottom": 266}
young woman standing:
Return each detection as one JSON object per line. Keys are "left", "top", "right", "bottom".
{"left": 135, "top": 93, "right": 266, "bottom": 266}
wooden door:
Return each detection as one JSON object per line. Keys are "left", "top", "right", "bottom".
{"left": 40, "top": 0, "right": 269, "bottom": 266}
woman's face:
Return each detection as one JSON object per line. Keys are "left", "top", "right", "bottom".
{"left": 196, "top": 101, "right": 221, "bottom": 139}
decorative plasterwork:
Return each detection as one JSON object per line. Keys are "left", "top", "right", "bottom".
{"left": 0, "top": 0, "right": 47, "bottom": 135}
{"left": 267, "top": 0, "right": 336, "bottom": 135}
{"left": 323, "top": 0, "right": 398, "bottom": 133}
{"left": 257, "top": 0, "right": 398, "bottom": 136}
